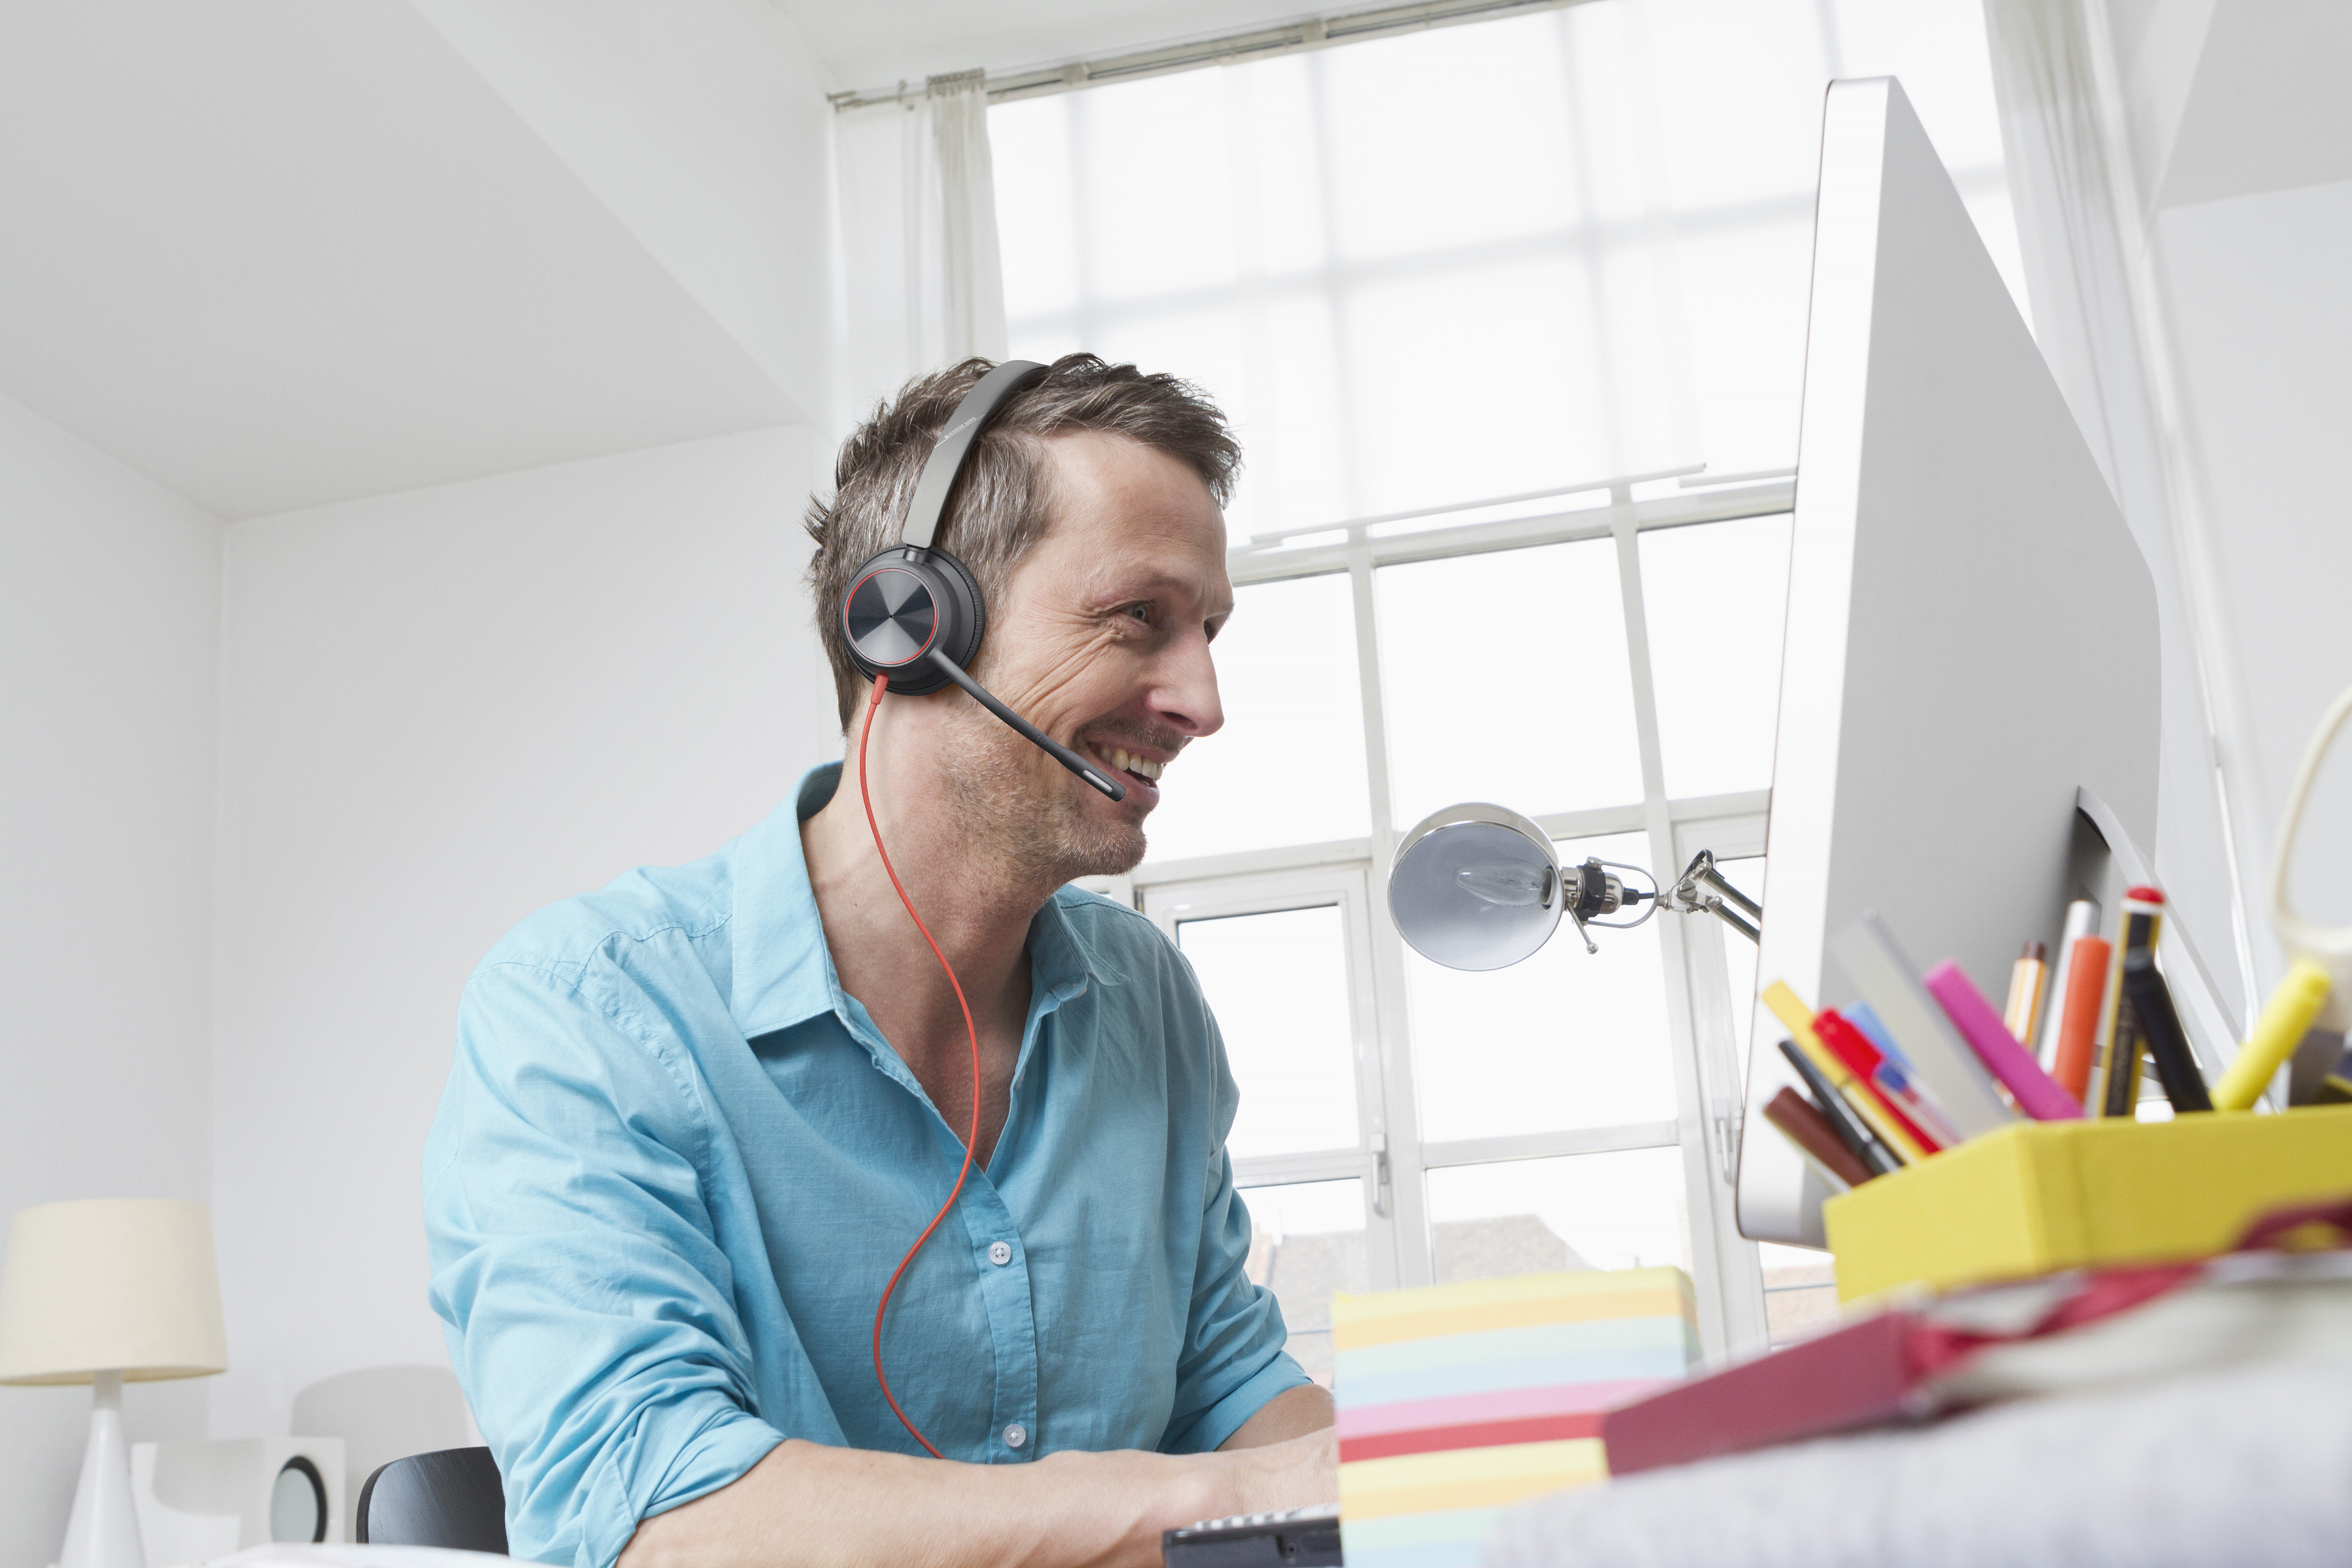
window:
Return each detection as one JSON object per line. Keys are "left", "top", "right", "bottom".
{"left": 995, "top": 0, "right": 2016, "bottom": 1358}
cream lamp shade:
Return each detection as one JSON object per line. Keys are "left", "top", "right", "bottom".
{"left": 0, "top": 1199, "right": 229, "bottom": 1384}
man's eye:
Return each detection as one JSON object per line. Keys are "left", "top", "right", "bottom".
{"left": 1120, "top": 602, "right": 1152, "bottom": 623}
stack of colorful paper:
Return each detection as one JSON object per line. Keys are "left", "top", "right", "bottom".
{"left": 1333, "top": 1267, "right": 1701, "bottom": 1568}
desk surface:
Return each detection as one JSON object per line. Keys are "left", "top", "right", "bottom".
{"left": 1486, "top": 1354, "right": 2352, "bottom": 1568}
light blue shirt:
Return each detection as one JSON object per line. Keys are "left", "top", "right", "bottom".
{"left": 423, "top": 764, "right": 1305, "bottom": 1567}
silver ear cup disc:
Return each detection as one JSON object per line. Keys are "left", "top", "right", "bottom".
{"left": 846, "top": 568, "right": 938, "bottom": 669}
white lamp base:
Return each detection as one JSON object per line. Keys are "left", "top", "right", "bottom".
{"left": 57, "top": 1371, "right": 146, "bottom": 1568}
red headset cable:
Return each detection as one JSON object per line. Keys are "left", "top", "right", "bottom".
{"left": 858, "top": 672, "right": 983, "bottom": 1460}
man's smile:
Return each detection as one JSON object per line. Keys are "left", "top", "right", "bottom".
{"left": 1079, "top": 732, "right": 1182, "bottom": 792}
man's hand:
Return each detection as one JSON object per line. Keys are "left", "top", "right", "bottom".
{"left": 619, "top": 1401, "right": 1337, "bottom": 1568}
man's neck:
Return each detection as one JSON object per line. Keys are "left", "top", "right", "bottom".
{"left": 799, "top": 757, "right": 1060, "bottom": 1077}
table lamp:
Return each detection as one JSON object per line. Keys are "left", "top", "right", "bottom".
{"left": 1388, "top": 801, "right": 1762, "bottom": 972}
{"left": 0, "top": 1199, "right": 229, "bottom": 1568}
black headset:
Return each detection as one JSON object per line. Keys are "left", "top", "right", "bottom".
{"left": 841, "top": 360, "right": 1126, "bottom": 801}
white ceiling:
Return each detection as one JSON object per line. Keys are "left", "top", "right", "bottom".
{"left": 774, "top": 0, "right": 1335, "bottom": 91}
{"left": 0, "top": 1, "right": 794, "bottom": 520}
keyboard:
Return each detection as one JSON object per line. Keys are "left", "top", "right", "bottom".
{"left": 1161, "top": 1502, "right": 1343, "bottom": 1565}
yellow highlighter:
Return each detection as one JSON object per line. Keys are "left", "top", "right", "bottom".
{"left": 1763, "top": 981, "right": 1929, "bottom": 1165}
{"left": 2213, "top": 959, "right": 2334, "bottom": 1112}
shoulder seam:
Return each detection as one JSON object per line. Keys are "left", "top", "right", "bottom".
{"left": 476, "top": 907, "right": 734, "bottom": 983}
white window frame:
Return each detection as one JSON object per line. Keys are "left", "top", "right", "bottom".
{"left": 1142, "top": 867, "right": 1401, "bottom": 1285}
{"left": 1091, "top": 470, "right": 1795, "bottom": 1362}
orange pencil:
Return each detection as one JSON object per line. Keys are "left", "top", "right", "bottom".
{"left": 2052, "top": 934, "right": 2110, "bottom": 1104}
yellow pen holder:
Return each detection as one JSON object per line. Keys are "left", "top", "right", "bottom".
{"left": 1823, "top": 1104, "right": 2352, "bottom": 1302}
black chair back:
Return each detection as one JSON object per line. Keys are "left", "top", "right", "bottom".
{"left": 355, "top": 1445, "right": 509, "bottom": 1552}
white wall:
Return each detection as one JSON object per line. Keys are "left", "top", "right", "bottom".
{"left": 0, "top": 394, "right": 223, "bottom": 1568}
{"left": 2155, "top": 178, "right": 2352, "bottom": 942}
{"left": 206, "top": 426, "right": 840, "bottom": 1438}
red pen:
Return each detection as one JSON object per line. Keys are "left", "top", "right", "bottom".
{"left": 1815, "top": 1007, "right": 1955, "bottom": 1153}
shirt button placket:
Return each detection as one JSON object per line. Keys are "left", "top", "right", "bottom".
{"left": 963, "top": 1182, "right": 1037, "bottom": 1464}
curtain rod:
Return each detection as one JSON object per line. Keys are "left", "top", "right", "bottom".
{"left": 827, "top": 0, "right": 1586, "bottom": 113}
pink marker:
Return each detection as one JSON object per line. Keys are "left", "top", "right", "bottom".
{"left": 1923, "top": 960, "right": 2083, "bottom": 1121}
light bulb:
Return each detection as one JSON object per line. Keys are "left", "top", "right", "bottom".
{"left": 1454, "top": 860, "right": 1554, "bottom": 907}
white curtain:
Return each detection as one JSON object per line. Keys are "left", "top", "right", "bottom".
{"left": 833, "top": 70, "right": 1009, "bottom": 432}
{"left": 1980, "top": 0, "right": 2261, "bottom": 1030}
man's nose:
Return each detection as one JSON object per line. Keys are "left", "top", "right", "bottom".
{"left": 1152, "top": 629, "right": 1224, "bottom": 739}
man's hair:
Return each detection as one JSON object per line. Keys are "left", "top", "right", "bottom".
{"left": 804, "top": 354, "right": 1241, "bottom": 730}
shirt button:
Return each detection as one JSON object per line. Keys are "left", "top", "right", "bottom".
{"left": 1002, "top": 1423, "right": 1027, "bottom": 1450}
{"left": 988, "top": 1241, "right": 1014, "bottom": 1266}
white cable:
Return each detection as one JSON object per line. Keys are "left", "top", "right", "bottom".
{"left": 2269, "top": 683, "right": 2352, "bottom": 1032}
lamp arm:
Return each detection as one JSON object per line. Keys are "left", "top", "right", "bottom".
{"left": 1660, "top": 849, "right": 1764, "bottom": 944}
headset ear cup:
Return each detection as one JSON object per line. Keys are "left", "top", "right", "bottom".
{"left": 841, "top": 547, "right": 985, "bottom": 697}
{"left": 925, "top": 547, "right": 987, "bottom": 674}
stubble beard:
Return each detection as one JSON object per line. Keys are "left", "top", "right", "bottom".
{"left": 937, "top": 703, "right": 1147, "bottom": 887}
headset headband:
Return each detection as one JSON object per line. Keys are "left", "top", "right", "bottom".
{"left": 900, "top": 360, "right": 1050, "bottom": 552}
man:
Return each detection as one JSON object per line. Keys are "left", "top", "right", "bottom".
{"left": 425, "top": 355, "right": 1336, "bottom": 1567}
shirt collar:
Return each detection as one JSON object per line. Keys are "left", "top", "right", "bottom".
{"left": 728, "top": 762, "right": 1104, "bottom": 1042}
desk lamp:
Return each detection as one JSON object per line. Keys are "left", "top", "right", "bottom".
{"left": 0, "top": 1199, "right": 229, "bottom": 1568}
{"left": 1389, "top": 802, "right": 1761, "bottom": 971}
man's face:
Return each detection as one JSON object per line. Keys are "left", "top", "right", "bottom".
{"left": 936, "top": 431, "right": 1232, "bottom": 881}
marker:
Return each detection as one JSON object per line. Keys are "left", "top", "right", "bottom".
{"left": 1815, "top": 1007, "right": 1957, "bottom": 1150}
{"left": 1762, "top": 1087, "right": 1871, "bottom": 1191}
{"left": 1776, "top": 1037, "right": 1901, "bottom": 1177}
{"left": 2092, "top": 887, "right": 2165, "bottom": 1119}
{"left": 1844, "top": 1002, "right": 1914, "bottom": 1073}
{"left": 1922, "top": 960, "right": 2084, "bottom": 1120}
{"left": 2213, "top": 958, "right": 2333, "bottom": 1111}
{"left": 2051, "top": 935, "right": 2110, "bottom": 1105}
{"left": 1764, "top": 983, "right": 1929, "bottom": 1164}
{"left": 2037, "top": 900, "right": 2100, "bottom": 1071}
{"left": 2004, "top": 941, "right": 2050, "bottom": 1062}
{"left": 2120, "top": 951, "right": 2212, "bottom": 1113}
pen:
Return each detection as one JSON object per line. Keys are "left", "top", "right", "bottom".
{"left": 2037, "top": 900, "right": 2100, "bottom": 1071}
{"left": 2004, "top": 941, "right": 2050, "bottom": 1060}
{"left": 2119, "top": 950, "right": 2213, "bottom": 1113}
{"left": 2051, "top": 934, "right": 2110, "bottom": 1105}
{"left": 1762, "top": 1087, "right": 1871, "bottom": 1191}
{"left": 1763, "top": 983, "right": 1930, "bottom": 1164}
{"left": 2093, "top": 887, "right": 2164, "bottom": 1119}
{"left": 1776, "top": 1037, "right": 1901, "bottom": 1177}
{"left": 1815, "top": 1007, "right": 1957, "bottom": 1150}
{"left": 2213, "top": 958, "right": 2333, "bottom": 1111}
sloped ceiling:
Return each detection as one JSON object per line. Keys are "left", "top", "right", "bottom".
{"left": 0, "top": 1, "right": 796, "bottom": 519}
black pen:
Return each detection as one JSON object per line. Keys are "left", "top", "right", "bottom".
{"left": 2122, "top": 949, "right": 2214, "bottom": 1113}
{"left": 1777, "top": 1037, "right": 1903, "bottom": 1177}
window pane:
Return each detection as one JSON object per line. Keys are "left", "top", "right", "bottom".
{"left": 1640, "top": 515, "right": 1793, "bottom": 799}
{"left": 1177, "top": 904, "right": 1360, "bottom": 1159}
{"left": 1239, "top": 1178, "right": 1367, "bottom": 1385}
{"left": 1426, "top": 1147, "right": 1690, "bottom": 1281}
{"left": 1377, "top": 540, "right": 1645, "bottom": 830}
{"left": 993, "top": 2, "right": 2017, "bottom": 538}
{"left": 1408, "top": 831, "right": 1676, "bottom": 1141}
{"left": 1145, "top": 573, "right": 1369, "bottom": 863}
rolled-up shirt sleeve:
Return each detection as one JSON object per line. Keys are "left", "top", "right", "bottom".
{"left": 425, "top": 959, "right": 783, "bottom": 1567}
{"left": 1158, "top": 1013, "right": 1311, "bottom": 1454}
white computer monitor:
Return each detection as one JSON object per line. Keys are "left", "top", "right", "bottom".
{"left": 1733, "top": 77, "right": 2162, "bottom": 1247}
